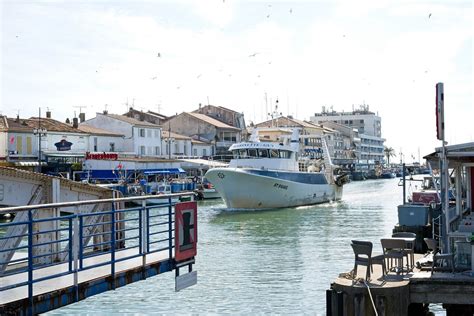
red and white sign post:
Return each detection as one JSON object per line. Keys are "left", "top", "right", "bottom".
{"left": 174, "top": 201, "right": 198, "bottom": 291}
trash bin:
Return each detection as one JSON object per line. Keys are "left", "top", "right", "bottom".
{"left": 397, "top": 204, "right": 429, "bottom": 226}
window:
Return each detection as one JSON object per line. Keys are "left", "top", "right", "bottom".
{"left": 360, "top": 119, "right": 364, "bottom": 123}
{"left": 147, "top": 129, "right": 152, "bottom": 138}
{"left": 203, "top": 149, "right": 207, "bottom": 156}
{"left": 349, "top": 120, "right": 353, "bottom": 124}
{"left": 140, "top": 146, "right": 145, "bottom": 155}
{"left": 248, "top": 148, "right": 258, "bottom": 157}
{"left": 279, "top": 150, "right": 291, "bottom": 158}
{"left": 258, "top": 149, "right": 269, "bottom": 158}
{"left": 93, "top": 137, "right": 98, "bottom": 151}
{"left": 270, "top": 149, "right": 279, "bottom": 158}
{"left": 233, "top": 151, "right": 240, "bottom": 159}
{"left": 239, "top": 149, "right": 248, "bottom": 158}
{"left": 139, "top": 129, "right": 145, "bottom": 137}
{"left": 109, "top": 143, "right": 115, "bottom": 151}
{"left": 193, "top": 148, "right": 198, "bottom": 156}
{"left": 154, "top": 130, "right": 160, "bottom": 138}
{"left": 154, "top": 146, "right": 160, "bottom": 155}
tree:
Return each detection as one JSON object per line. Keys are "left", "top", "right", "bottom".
{"left": 384, "top": 146, "right": 396, "bottom": 166}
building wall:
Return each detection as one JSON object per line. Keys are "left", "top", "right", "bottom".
{"left": 133, "top": 126, "right": 162, "bottom": 156}
{"left": 0, "top": 132, "right": 6, "bottom": 159}
{"left": 88, "top": 135, "right": 125, "bottom": 153}
{"left": 195, "top": 105, "right": 246, "bottom": 129}
{"left": 41, "top": 132, "right": 88, "bottom": 154}
{"left": 167, "top": 114, "right": 217, "bottom": 142}
{"left": 82, "top": 115, "right": 162, "bottom": 156}
{"left": 162, "top": 139, "right": 192, "bottom": 157}
{"left": 192, "top": 143, "right": 212, "bottom": 157}
{"left": 310, "top": 113, "right": 382, "bottom": 138}
{"left": 5, "top": 132, "right": 36, "bottom": 159}
{"left": 83, "top": 116, "right": 135, "bottom": 152}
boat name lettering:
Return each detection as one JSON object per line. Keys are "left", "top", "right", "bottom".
{"left": 273, "top": 183, "right": 288, "bottom": 190}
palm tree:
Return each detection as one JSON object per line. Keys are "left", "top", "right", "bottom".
{"left": 384, "top": 146, "right": 396, "bottom": 166}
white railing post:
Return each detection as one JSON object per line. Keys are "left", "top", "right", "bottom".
{"left": 73, "top": 213, "right": 80, "bottom": 302}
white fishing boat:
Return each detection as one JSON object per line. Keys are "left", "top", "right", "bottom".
{"left": 205, "top": 129, "right": 348, "bottom": 210}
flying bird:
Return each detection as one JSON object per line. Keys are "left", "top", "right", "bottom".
{"left": 266, "top": 14, "right": 270, "bottom": 18}
{"left": 157, "top": 52, "right": 161, "bottom": 57}
{"left": 196, "top": 74, "right": 202, "bottom": 79}
{"left": 289, "top": 8, "right": 292, "bottom": 14}
{"left": 428, "top": 13, "right": 432, "bottom": 18}
{"left": 248, "top": 52, "right": 259, "bottom": 57}
{"left": 151, "top": 76, "right": 157, "bottom": 80}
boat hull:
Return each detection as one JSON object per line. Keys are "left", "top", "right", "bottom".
{"left": 202, "top": 188, "right": 221, "bottom": 199}
{"left": 205, "top": 168, "right": 342, "bottom": 209}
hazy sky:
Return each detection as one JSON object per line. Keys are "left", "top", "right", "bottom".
{"left": 1, "top": 0, "right": 472, "bottom": 161}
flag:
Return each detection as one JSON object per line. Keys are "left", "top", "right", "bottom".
{"left": 9, "top": 136, "right": 14, "bottom": 144}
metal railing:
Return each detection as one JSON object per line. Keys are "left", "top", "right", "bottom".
{"left": 0, "top": 192, "right": 194, "bottom": 314}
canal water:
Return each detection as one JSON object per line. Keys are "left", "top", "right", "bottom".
{"left": 45, "top": 178, "right": 442, "bottom": 315}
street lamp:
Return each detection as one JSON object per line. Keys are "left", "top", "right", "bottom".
{"left": 33, "top": 108, "right": 47, "bottom": 172}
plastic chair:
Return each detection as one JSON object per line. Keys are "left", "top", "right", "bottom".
{"left": 424, "top": 238, "right": 454, "bottom": 274}
{"left": 351, "top": 240, "right": 386, "bottom": 281}
{"left": 381, "top": 238, "right": 406, "bottom": 275}
{"left": 392, "top": 232, "right": 416, "bottom": 270}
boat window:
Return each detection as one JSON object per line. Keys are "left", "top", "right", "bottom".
{"left": 270, "top": 149, "right": 279, "bottom": 158}
{"left": 248, "top": 148, "right": 258, "bottom": 157}
{"left": 258, "top": 149, "right": 269, "bottom": 158}
{"left": 232, "top": 150, "right": 240, "bottom": 159}
{"left": 279, "top": 150, "right": 291, "bottom": 158}
{"left": 239, "top": 149, "right": 248, "bottom": 158}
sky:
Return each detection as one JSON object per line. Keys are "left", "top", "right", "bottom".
{"left": 1, "top": 0, "right": 472, "bottom": 162}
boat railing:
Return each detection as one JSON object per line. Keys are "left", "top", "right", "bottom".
{"left": 0, "top": 192, "right": 194, "bottom": 311}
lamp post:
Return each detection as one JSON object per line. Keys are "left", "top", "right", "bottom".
{"left": 33, "top": 108, "right": 47, "bottom": 172}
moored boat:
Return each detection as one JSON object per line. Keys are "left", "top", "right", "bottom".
{"left": 205, "top": 129, "right": 347, "bottom": 210}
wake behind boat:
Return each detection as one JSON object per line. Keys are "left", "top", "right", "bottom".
{"left": 205, "top": 128, "right": 348, "bottom": 210}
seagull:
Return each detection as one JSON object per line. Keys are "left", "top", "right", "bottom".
{"left": 196, "top": 74, "right": 202, "bottom": 79}
{"left": 289, "top": 8, "right": 292, "bottom": 14}
{"left": 151, "top": 76, "right": 157, "bottom": 80}
{"left": 428, "top": 13, "right": 432, "bottom": 18}
{"left": 248, "top": 52, "right": 259, "bottom": 57}
{"left": 266, "top": 14, "right": 270, "bottom": 18}
{"left": 157, "top": 52, "right": 161, "bottom": 57}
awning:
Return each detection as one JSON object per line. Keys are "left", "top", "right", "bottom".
{"left": 14, "top": 161, "right": 48, "bottom": 167}
{"left": 143, "top": 168, "right": 185, "bottom": 175}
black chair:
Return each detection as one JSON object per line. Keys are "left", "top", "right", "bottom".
{"left": 381, "top": 238, "right": 406, "bottom": 275}
{"left": 351, "top": 240, "right": 386, "bottom": 281}
{"left": 424, "top": 238, "right": 454, "bottom": 274}
{"left": 392, "top": 232, "right": 416, "bottom": 271}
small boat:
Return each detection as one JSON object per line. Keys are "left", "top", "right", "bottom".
{"left": 128, "top": 182, "right": 180, "bottom": 205}
{"left": 380, "top": 170, "right": 396, "bottom": 179}
{"left": 205, "top": 128, "right": 347, "bottom": 210}
{"left": 196, "top": 178, "right": 221, "bottom": 199}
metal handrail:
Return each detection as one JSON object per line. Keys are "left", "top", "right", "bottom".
{"left": 0, "top": 192, "right": 194, "bottom": 215}
{"left": 0, "top": 194, "right": 193, "bottom": 314}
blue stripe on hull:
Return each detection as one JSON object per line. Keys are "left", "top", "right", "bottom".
{"left": 243, "top": 169, "right": 329, "bottom": 185}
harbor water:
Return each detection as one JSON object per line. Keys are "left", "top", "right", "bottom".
{"left": 44, "top": 178, "right": 441, "bottom": 315}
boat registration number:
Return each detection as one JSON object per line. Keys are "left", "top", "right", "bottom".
{"left": 273, "top": 183, "right": 288, "bottom": 190}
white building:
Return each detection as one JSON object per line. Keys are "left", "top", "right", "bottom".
{"left": 81, "top": 112, "right": 162, "bottom": 157}
{"left": 77, "top": 125, "right": 125, "bottom": 153}
{"left": 161, "top": 130, "right": 192, "bottom": 157}
{"left": 0, "top": 115, "right": 89, "bottom": 167}
{"left": 310, "top": 104, "right": 382, "bottom": 138}
{"left": 310, "top": 104, "right": 385, "bottom": 164}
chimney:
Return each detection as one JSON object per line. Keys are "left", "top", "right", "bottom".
{"left": 46, "top": 110, "right": 51, "bottom": 118}
{"left": 103, "top": 110, "right": 108, "bottom": 115}
{"left": 79, "top": 112, "right": 85, "bottom": 123}
{"left": 65, "top": 118, "right": 70, "bottom": 124}
{"left": 15, "top": 114, "right": 20, "bottom": 122}
{"left": 72, "top": 117, "right": 79, "bottom": 128}
{"left": 199, "top": 103, "right": 201, "bottom": 109}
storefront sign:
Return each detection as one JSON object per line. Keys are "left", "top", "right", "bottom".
{"left": 54, "top": 139, "right": 73, "bottom": 151}
{"left": 85, "top": 152, "right": 118, "bottom": 160}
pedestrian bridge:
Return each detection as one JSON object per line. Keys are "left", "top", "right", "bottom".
{"left": 0, "top": 167, "right": 197, "bottom": 315}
